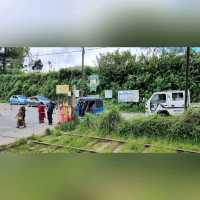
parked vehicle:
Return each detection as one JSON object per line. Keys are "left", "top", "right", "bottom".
{"left": 76, "top": 97, "right": 104, "bottom": 116}
{"left": 9, "top": 95, "right": 28, "bottom": 105}
{"left": 28, "top": 96, "right": 50, "bottom": 107}
{"left": 145, "top": 90, "right": 190, "bottom": 116}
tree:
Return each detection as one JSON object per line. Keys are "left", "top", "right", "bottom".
{"left": 32, "top": 59, "right": 43, "bottom": 71}
{"left": 0, "top": 47, "right": 29, "bottom": 73}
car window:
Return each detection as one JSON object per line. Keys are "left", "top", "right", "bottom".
{"left": 20, "top": 96, "right": 26, "bottom": 99}
{"left": 172, "top": 93, "right": 184, "bottom": 101}
{"left": 38, "top": 96, "right": 48, "bottom": 100}
{"left": 151, "top": 94, "right": 166, "bottom": 104}
{"left": 96, "top": 100, "right": 103, "bottom": 108}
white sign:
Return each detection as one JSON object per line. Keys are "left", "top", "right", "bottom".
{"left": 68, "top": 91, "right": 71, "bottom": 96}
{"left": 118, "top": 90, "right": 139, "bottom": 102}
{"left": 73, "top": 90, "right": 79, "bottom": 98}
{"left": 105, "top": 90, "right": 112, "bottom": 99}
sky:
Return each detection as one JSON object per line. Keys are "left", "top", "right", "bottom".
{"left": 24, "top": 47, "right": 145, "bottom": 71}
{"left": 23, "top": 47, "right": 200, "bottom": 72}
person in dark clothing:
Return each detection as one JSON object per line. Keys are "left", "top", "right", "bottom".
{"left": 47, "top": 101, "right": 55, "bottom": 125}
{"left": 16, "top": 107, "right": 25, "bottom": 128}
{"left": 21, "top": 106, "right": 26, "bottom": 127}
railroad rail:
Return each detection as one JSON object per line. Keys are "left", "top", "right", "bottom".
{"left": 30, "top": 140, "right": 97, "bottom": 153}
{"left": 63, "top": 133, "right": 127, "bottom": 143}
{"left": 0, "top": 132, "right": 199, "bottom": 154}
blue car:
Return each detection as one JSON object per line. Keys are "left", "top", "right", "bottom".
{"left": 9, "top": 95, "right": 28, "bottom": 105}
{"left": 76, "top": 97, "right": 104, "bottom": 116}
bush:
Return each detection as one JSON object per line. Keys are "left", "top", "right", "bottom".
{"left": 83, "top": 113, "right": 99, "bottom": 129}
{"left": 118, "top": 109, "right": 200, "bottom": 142}
{"left": 182, "top": 108, "right": 200, "bottom": 125}
{"left": 99, "top": 108, "right": 121, "bottom": 133}
{"left": 56, "top": 117, "right": 80, "bottom": 132}
{"left": 118, "top": 115, "right": 174, "bottom": 138}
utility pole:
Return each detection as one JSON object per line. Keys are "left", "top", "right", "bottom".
{"left": 184, "top": 47, "right": 190, "bottom": 110}
{"left": 81, "top": 47, "right": 85, "bottom": 96}
{"left": 2, "top": 47, "right": 7, "bottom": 73}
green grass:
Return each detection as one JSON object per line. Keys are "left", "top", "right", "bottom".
{"left": 0, "top": 99, "right": 7, "bottom": 103}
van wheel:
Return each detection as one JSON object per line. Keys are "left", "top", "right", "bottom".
{"left": 158, "top": 111, "right": 169, "bottom": 116}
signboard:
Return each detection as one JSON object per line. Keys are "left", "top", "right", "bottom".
{"left": 105, "top": 90, "right": 112, "bottom": 99}
{"left": 89, "top": 75, "right": 99, "bottom": 92}
{"left": 118, "top": 90, "right": 139, "bottom": 102}
{"left": 56, "top": 85, "right": 69, "bottom": 94}
{"left": 88, "top": 95, "right": 100, "bottom": 98}
{"left": 68, "top": 91, "right": 71, "bottom": 96}
{"left": 73, "top": 90, "right": 80, "bottom": 98}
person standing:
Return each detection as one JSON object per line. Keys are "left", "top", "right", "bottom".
{"left": 21, "top": 106, "right": 26, "bottom": 127}
{"left": 47, "top": 101, "right": 55, "bottom": 125}
{"left": 38, "top": 102, "right": 46, "bottom": 124}
{"left": 16, "top": 107, "right": 25, "bottom": 128}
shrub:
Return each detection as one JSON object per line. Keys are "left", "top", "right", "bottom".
{"left": 118, "top": 115, "right": 174, "bottom": 138}
{"left": 182, "top": 108, "right": 200, "bottom": 125}
{"left": 118, "top": 109, "right": 200, "bottom": 143}
{"left": 83, "top": 113, "right": 99, "bottom": 129}
{"left": 56, "top": 117, "right": 80, "bottom": 132}
{"left": 99, "top": 108, "right": 121, "bottom": 133}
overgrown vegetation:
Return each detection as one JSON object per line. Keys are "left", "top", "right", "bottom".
{"left": 83, "top": 108, "right": 200, "bottom": 143}
{"left": 55, "top": 116, "right": 80, "bottom": 132}
{"left": 0, "top": 66, "right": 96, "bottom": 100}
{"left": 0, "top": 50, "right": 199, "bottom": 104}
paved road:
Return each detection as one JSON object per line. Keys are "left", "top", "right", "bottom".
{"left": 0, "top": 103, "right": 58, "bottom": 146}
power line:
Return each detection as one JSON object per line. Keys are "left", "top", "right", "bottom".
{"left": 31, "top": 47, "right": 103, "bottom": 57}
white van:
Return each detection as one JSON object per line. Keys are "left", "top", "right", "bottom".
{"left": 145, "top": 90, "right": 190, "bottom": 116}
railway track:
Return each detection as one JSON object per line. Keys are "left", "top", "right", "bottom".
{"left": 1, "top": 132, "right": 199, "bottom": 154}
{"left": 62, "top": 133, "right": 128, "bottom": 153}
{"left": 30, "top": 140, "right": 97, "bottom": 153}
{"left": 29, "top": 134, "right": 129, "bottom": 153}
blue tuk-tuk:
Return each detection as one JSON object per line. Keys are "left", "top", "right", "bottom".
{"left": 76, "top": 97, "right": 104, "bottom": 116}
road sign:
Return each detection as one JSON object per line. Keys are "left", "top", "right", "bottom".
{"left": 89, "top": 75, "right": 99, "bottom": 92}
{"left": 105, "top": 90, "right": 112, "bottom": 99}
{"left": 118, "top": 90, "right": 139, "bottom": 102}
{"left": 56, "top": 85, "right": 69, "bottom": 94}
{"left": 73, "top": 90, "right": 80, "bottom": 98}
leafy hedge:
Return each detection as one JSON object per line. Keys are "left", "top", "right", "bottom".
{"left": 0, "top": 67, "right": 97, "bottom": 100}
{"left": 118, "top": 108, "right": 200, "bottom": 142}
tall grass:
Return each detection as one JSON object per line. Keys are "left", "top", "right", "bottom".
{"left": 118, "top": 108, "right": 200, "bottom": 143}
{"left": 82, "top": 108, "right": 200, "bottom": 143}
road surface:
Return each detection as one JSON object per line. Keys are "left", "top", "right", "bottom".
{"left": 0, "top": 103, "right": 58, "bottom": 146}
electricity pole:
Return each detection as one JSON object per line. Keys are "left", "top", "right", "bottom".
{"left": 81, "top": 47, "right": 85, "bottom": 96}
{"left": 2, "top": 47, "right": 7, "bottom": 73}
{"left": 184, "top": 47, "right": 190, "bottom": 110}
